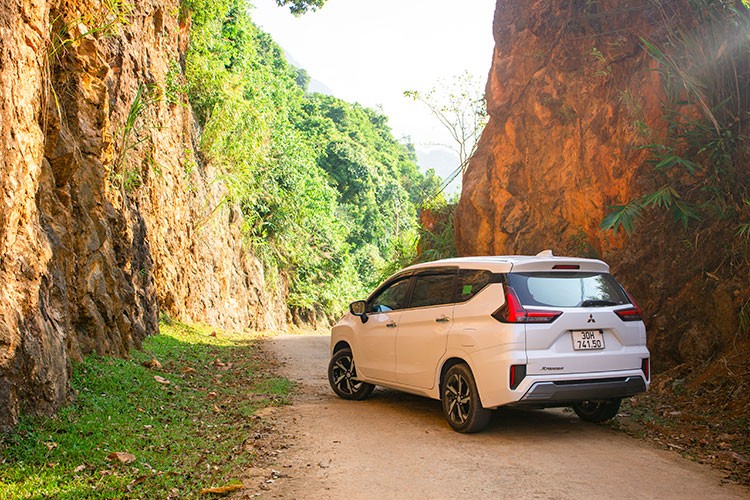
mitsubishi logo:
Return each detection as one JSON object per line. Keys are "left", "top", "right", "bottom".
{"left": 587, "top": 314, "right": 596, "bottom": 323}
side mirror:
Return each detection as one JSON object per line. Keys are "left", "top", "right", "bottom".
{"left": 349, "top": 300, "right": 368, "bottom": 323}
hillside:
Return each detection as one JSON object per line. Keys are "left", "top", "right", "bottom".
{"left": 0, "top": 0, "right": 439, "bottom": 428}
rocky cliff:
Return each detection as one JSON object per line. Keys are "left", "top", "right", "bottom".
{"left": 0, "top": 0, "right": 286, "bottom": 428}
{"left": 456, "top": 0, "right": 750, "bottom": 370}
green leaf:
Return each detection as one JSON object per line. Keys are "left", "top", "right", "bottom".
{"left": 670, "top": 198, "right": 701, "bottom": 229}
{"left": 639, "top": 185, "right": 677, "bottom": 209}
{"left": 600, "top": 202, "right": 642, "bottom": 235}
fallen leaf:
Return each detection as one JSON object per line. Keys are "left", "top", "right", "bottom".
{"left": 127, "top": 474, "right": 149, "bottom": 491}
{"left": 182, "top": 367, "right": 196, "bottom": 374}
{"left": 74, "top": 464, "right": 86, "bottom": 473}
{"left": 199, "top": 483, "right": 243, "bottom": 495}
{"left": 44, "top": 441, "right": 58, "bottom": 450}
{"left": 143, "top": 357, "right": 163, "bottom": 370}
{"left": 154, "top": 376, "right": 170, "bottom": 385}
{"left": 207, "top": 391, "right": 218, "bottom": 398}
{"left": 107, "top": 452, "right": 136, "bottom": 464}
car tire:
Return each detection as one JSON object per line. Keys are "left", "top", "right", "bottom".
{"left": 328, "top": 348, "right": 375, "bottom": 401}
{"left": 441, "top": 364, "right": 491, "bottom": 433}
{"left": 572, "top": 398, "right": 622, "bottom": 423}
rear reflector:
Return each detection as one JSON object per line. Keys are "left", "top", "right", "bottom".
{"left": 641, "top": 358, "right": 650, "bottom": 381}
{"left": 492, "top": 286, "right": 562, "bottom": 323}
{"left": 552, "top": 264, "right": 580, "bottom": 269}
{"left": 510, "top": 364, "right": 526, "bottom": 390}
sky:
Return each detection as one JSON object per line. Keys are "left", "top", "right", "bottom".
{"left": 249, "top": 0, "right": 497, "bottom": 193}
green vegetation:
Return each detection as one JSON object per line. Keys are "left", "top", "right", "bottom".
{"left": 274, "top": 0, "right": 327, "bottom": 15}
{"left": 601, "top": 0, "right": 749, "bottom": 237}
{"left": 111, "top": 84, "right": 157, "bottom": 193}
{"left": 182, "top": 0, "right": 444, "bottom": 318}
{"left": 0, "top": 320, "right": 291, "bottom": 498}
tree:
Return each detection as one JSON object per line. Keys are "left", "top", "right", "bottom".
{"left": 404, "top": 71, "right": 488, "bottom": 184}
{"left": 275, "top": 0, "right": 327, "bottom": 15}
{"left": 295, "top": 67, "right": 310, "bottom": 91}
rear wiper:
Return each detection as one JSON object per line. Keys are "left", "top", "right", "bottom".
{"left": 580, "top": 300, "right": 618, "bottom": 307}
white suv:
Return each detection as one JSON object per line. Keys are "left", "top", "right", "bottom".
{"left": 327, "top": 251, "right": 650, "bottom": 433}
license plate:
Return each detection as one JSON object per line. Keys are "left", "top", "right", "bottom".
{"left": 571, "top": 330, "right": 604, "bottom": 350}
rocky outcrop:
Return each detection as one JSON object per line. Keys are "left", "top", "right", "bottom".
{"left": 456, "top": 0, "right": 665, "bottom": 257}
{"left": 456, "top": 0, "right": 749, "bottom": 369}
{"left": 0, "top": 0, "right": 286, "bottom": 428}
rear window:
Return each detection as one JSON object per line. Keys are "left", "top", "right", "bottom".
{"left": 507, "top": 272, "right": 629, "bottom": 308}
{"left": 455, "top": 270, "right": 493, "bottom": 303}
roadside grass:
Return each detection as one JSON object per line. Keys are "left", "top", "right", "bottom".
{"left": 0, "top": 319, "right": 291, "bottom": 499}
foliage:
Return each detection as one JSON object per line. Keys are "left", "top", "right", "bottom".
{"left": 49, "top": 0, "right": 133, "bottom": 60}
{"left": 0, "top": 321, "right": 291, "bottom": 499}
{"left": 274, "top": 0, "right": 327, "bottom": 16}
{"left": 601, "top": 0, "right": 750, "bottom": 236}
{"left": 182, "top": 0, "right": 441, "bottom": 317}
{"left": 404, "top": 71, "right": 488, "bottom": 189}
{"left": 111, "top": 84, "right": 157, "bottom": 194}
{"left": 416, "top": 204, "right": 458, "bottom": 263}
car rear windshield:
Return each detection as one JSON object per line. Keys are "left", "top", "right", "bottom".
{"left": 506, "top": 272, "right": 630, "bottom": 308}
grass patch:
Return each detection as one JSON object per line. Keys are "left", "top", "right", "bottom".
{"left": 0, "top": 320, "right": 291, "bottom": 499}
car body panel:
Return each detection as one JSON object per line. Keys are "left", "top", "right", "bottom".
{"left": 524, "top": 307, "right": 648, "bottom": 375}
{"left": 395, "top": 304, "right": 454, "bottom": 388}
{"left": 349, "top": 310, "right": 399, "bottom": 382}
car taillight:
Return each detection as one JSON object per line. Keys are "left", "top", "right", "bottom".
{"left": 510, "top": 364, "right": 526, "bottom": 389}
{"left": 492, "top": 286, "right": 562, "bottom": 323}
{"left": 641, "top": 358, "right": 650, "bottom": 381}
{"left": 615, "top": 288, "right": 643, "bottom": 322}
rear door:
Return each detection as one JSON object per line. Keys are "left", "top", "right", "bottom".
{"left": 395, "top": 270, "right": 456, "bottom": 389}
{"left": 508, "top": 271, "right": 645, "bottom": 375}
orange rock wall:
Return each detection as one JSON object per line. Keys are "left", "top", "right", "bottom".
{"left": 457, "top": 0, "right": 664, "bottom": 257}
{"left": 0, "top": 0, "right": 286, "bottom": 428}
{"left": 455, "top": 0, "right": 750, "bottom": 370}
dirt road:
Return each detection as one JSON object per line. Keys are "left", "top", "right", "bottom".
{"left": 258, "top": 334, "right": 747, "bottom": 499}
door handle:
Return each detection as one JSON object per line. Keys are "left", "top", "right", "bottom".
{"left": 386, "top": 321, "right": 398, "bottom": 328}
{"left": 435, "top": 316, "right": 450, "bottom": 323}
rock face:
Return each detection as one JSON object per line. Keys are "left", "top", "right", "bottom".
{"left": 0, "top": 0, "right": 286, "bottom": 428}
{"left": 456, "top": 0, "right": 749, "bottom": 369}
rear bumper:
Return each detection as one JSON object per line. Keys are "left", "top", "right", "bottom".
{"left": 512, "top": 376, "right": 646, "bottom": 407}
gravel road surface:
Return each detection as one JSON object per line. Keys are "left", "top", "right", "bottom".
{"left": 259, "top": 334, "right": 747, "bottom": 500}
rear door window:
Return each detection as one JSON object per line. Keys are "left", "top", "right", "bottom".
{"left": 507, "top": 272, "right": 629, "bottom": 307}
{"left": 410, "top": 273, "right": 456, "bottom": 308}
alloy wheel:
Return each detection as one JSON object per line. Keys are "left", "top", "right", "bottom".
{"left": 444, "top": 372, "right": 471, "bottom": 425}
{"left": 331, "top": 354, "right": 363, "bottom": 395}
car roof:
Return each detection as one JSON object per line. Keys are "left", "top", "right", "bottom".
{"left": 402, "top": 251, "right": 610, "bottom": 274}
